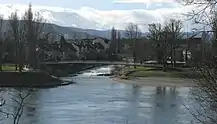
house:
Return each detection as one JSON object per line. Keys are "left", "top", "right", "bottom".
{"left": 40, "top": 36, "right": 78, "bottom": 61}
{"left": 92, "top": 37, "right": 110, "bottom": 51}
{"left": 59, "top": 36, "right": 78, "bottom": 60}
{"left": 70, "top": 42, "right": 81, "bottom": 59}
{"left": 43, "top": 42, "right": 62, "bottom": 61}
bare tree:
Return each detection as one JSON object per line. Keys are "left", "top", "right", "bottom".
{"left": 117, "top": 31, "right": 121, "bottom": 53}
{"left": 182, "top": 0, "right": 217, "bottom": 29}
{"left": 181, "top": 1, "right": 217, "bottom": 123}
{"left": 0, "top": 15, "right": 4, "bottom": 71}
{"left": 0, "top": 89, "right": 32, "bottom": 124}
{"left": 9, "top": 11, "right": 21, "bottom": 72}
{"left": 188, "top": 9, "right": 217, "bottom": 124}
{"left": 186, "top": 63, "right": 217, "bottom": 124}
{"left": 210, "top": 12, "right": 217, "bottom": 56}
{"left": 148, "top": 23, "right": 169, "bottom": 71}
{"left": 22, "top": 3, "right": 45, "bottom": 69}
{"left": 12, "top": 90, "right": 32, "bottom": 124}
{"left": 9, "top": 11, "right": 28, "bottom": 72}
{"left": 164, "top": 19, "right": 183, "bottom": 67}
{"left": 125, "top": 23, "right": 141, "bottom": 68}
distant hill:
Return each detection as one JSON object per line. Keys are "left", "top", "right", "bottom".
{"left": 3, "top": 20, "right": 147, "bottom": 39}
{"left": 2, "top": 20, "right": 96, "bottom": 39}
{"left": 2, "top": 20, "right": 212, "bottom": 41}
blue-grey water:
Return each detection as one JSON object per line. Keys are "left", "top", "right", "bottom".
{"left": 0, "top": 66, "right": 195, "bottom": 124}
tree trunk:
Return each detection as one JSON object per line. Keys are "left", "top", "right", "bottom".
{"left": 15, "top": 64, "right": 18, "bottom": 71}
{"left": 133, "top": 51, "right": 136, "bottom": 69}
{"left": 0, "top": 47, "right": 2, "bottom": 72}
{"left": 28, "top": 39, "right": 37, "bottom": 69}
{"left": 173, "top": 47, "right": 176, "bottom": 68}
{"left": 170, "top": 45, "right": 173, "bottom": 68}
{"left": 162, "top": 51, "right": 167, "bottom": 72}
{"left": 185, "top": 49, "right": 188, "bottom": 65}
{"left": 15, "top": 41, "right": 18, "bottom": 71}
{"left": 163, "top": 59, "right": 167, "bottom": 72}
{"left": 19, "top": 63, "right": 22, "bottom": 72}
{"left": 133, "top": 39, "right": 136, "bottom": 69}
{"left": 18, "top": 46, "right": 23, "bottom": 73}
{"left": 18, "top": 42, "right": 21, "bottom": 72}
{"left": 0, "top": 54, "right": 2, "bottom": 72}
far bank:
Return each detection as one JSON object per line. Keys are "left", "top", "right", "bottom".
{"left": 111, "top": 65, "right": 201, "bottom": 79}
{"left": 0, "top": 63, "right": 97, "bottom": 88}
{"left": 110, "top": 65, "right": 201, "bottom": 87}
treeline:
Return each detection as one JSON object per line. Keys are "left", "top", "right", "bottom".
{"left": 112, "top": 17, "right": 217, "bottom": 71}
{"left": 0, "top": 4, "right": 45, "bottom": 72}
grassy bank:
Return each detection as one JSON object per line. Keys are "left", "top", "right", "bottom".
{"left": 2, "top": 64, "right": 16, "bottom": 71}
{"left": 0, "top": 71, "right": 65, "bottom": 87}
{"left": 113, "top": 66, "right": 201, "bottom": 79}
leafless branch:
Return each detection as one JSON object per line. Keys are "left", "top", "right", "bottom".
{"left": 22, "top": 3, "right": 45, "bottom": 68}
{"left": 181, "top": 0, "right": 217, "bottom": 29}
{"left": 125, "top": 22, "right": 141, "bottom": 40}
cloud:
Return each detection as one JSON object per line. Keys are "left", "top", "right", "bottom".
{"left": 113, "top": 0, "right": 176, "bottom": 4}
{"left": 75, "top": 5, "right": 194, "bottom": 31}
{"left": 0, "top": 4, "right": 197, "bottom": 32}
{"left": 113, "top": 0, "right": 182, "bottom": 9}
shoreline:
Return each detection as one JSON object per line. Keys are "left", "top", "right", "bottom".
{"left": 0, "top": 80, "right": 74, "bottom": 88}
{"left": 111, "top": 77, "right": 197, "bottom": 87}
{"left": 110, "top": 65, "right": 199, "bottom": 87}
{"left": 0, "top": 64, "right": 99, "bottom": 88}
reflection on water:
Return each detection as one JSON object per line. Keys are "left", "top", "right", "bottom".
{"left": 0, "top": 66, "right": 194, "bottom": 124}
{"left": 153, "top": 87, "right": 178, "bottom": 124}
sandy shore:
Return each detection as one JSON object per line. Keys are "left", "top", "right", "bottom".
{"left": 112, "top": 77, "right": 197, "bottom": 87}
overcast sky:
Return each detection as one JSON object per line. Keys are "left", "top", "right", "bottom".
{"left": 0, "top": 0, "right": 197, "bottom": 31}
{"left": 0, "top": 0, "right": 179, "bottom": 10}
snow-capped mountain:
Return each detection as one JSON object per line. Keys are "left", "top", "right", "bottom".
{"left": 0, "top": 4, "right": 195, "bottom": 32}
{"left": 0, "top": 4, "right": 205, "bottom": 39}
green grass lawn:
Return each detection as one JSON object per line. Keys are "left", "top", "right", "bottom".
{"left": 122, "top": 66, "right": 201, "bottom": 78}
{"left": 2, "top": 64, "right": 16, "bottom": 71}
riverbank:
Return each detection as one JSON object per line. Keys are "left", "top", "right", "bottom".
{"left": 112, "top": 65, "right": 201, "bottom": 79}
{"left": 113, "top": 77, "right": 197, "bottom": 87}
{"left": 0, "top": 63, "right": 97, "bottom": 88}
{"left": 110, "top": 65, "right": 200, "bottom": 87}
{"left": 0, "top": 71, "right": 74, "bottom": 88}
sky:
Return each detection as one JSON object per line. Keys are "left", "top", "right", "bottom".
{"left": 0, "top": 0, "right": 180, "bottom": 10}
{"left": 0, "top": 0, "right": 200, "bottom": 31}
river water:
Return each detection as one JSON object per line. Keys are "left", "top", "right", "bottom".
{"left": 0, "top": 66, "right": 196, "bottom": 124}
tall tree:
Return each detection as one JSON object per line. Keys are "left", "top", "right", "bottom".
{"left": 0, "top": 15, "right": 4, "bottom": 72}
{"left": 110, "top": 27, "right": 117, "bottom": 54}
{"left": 117, "top": 31, "right": 121, "bottom": 53}
{"left": 164, "top": 19, "right": 183, "bottom": 67}
{"left": 9, "top": 11, "right": 20, "bottom": 71}
{"left": 22, "top": 3, "right": 45, "bottom": 69}
{"left": 9, "top": 11, "right": 28, "bottom": 72}
{"left": 148, "top": 23, "right": 169, "bottom": 71}
{"left": 125, "top": 23, "right": 141, "bottom": 68}
{"left": 211, "top": 12, "right": 217, "bottom": 56}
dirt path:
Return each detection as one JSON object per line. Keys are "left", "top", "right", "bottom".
{"left": 112, "top": 77, "right": 197, "bottom": 87}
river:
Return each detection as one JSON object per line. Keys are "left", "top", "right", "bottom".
{"left": 0, "top": 66, "right": 196, "bottom": 124}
